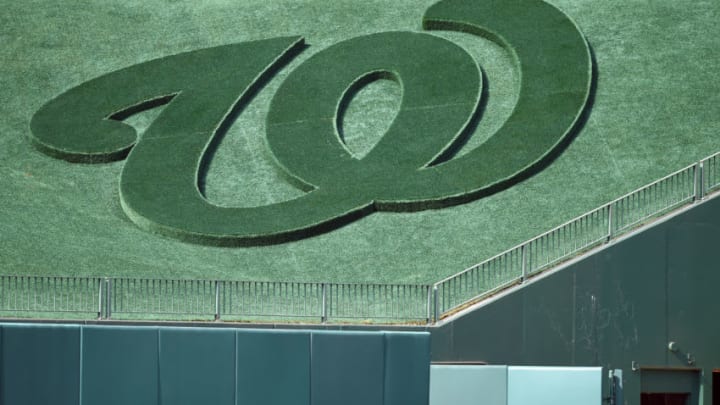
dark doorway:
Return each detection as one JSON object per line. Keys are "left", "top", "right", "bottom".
{"left": 713, "top": 369, "right": 720, "bottom": 405}
{"left": 640, "top": 368, "right": 700, "bottom": 405}
{"left": 641, "top": 392, "right": 689, "bottom": 405}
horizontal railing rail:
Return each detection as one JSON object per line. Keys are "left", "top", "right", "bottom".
{"left": 2, "top": 151, "right": 720, "bottom": 324}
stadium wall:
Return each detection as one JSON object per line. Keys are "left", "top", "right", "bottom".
{"left": 431, "top": 193, "right": 720, "bottom": 404}
{"left": 0, "top": 325, "right": 429, "bottom": 405}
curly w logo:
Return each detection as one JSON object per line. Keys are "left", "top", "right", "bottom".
{"left": 30, "top": 0, "right": 593, "bottom": 246}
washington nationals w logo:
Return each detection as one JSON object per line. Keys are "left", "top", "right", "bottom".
{"left": 30, "top": 0, "right": 593, "bottom": 246}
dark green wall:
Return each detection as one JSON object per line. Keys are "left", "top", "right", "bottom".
{"left": 432, "top": 196, "right": 720, "bottom": 404}
{"left": 0, "top": 324, "right": 429, "bottom": 405}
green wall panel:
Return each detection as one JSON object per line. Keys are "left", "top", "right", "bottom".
{"left": 522, "top": 271, "right": 574, "bottom": 366}
{"left": 450, "top": 293, "right": 524, "bottom": 364}
{"left": 595, "top": 227, "right": 668, "bottom": 367}
{"left": 667, "top": 221, "right": 720, "bottom": 370}
{"left": 236, "top": 329, "right": 311, "bottom": 405}
{"left": 159, "top": 328, "right": 236, "bottom": 405}
{"left": 383, "top": 332, "right": 431, "bottom": 405}
{"left": 82, "top": 326, "right": 159, "bottom": 405}
{"left": 0, "top": 325, "right": 430, "bottom": 405}
{"left": 0, "top": 324, "right": 80, "bottom": 405}
{"left": 311, "top": 331, "right": 384, "bottom": 405}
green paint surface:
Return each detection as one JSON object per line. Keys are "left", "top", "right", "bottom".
{"left": 1, "top": 0, "right": 719, "bottom": 284}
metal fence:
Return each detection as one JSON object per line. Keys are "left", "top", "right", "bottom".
{"left": 109, "top": 278, "right": 217, "bottom": 319}
{"left": 3, "top": 152, "right": 720, "bottom": 324}
{"left": 325, "top": 284, "right": 431, "bottom": 322}
{"left": 0, "top": 276, "right": 432, "bottom": 323}
{"left": 0, "top": 276, "right": 103, "bottom": 318}
{"left": 610, "top": 164, "right": 697, "bottom": 236}
{"left": 432, "top": 152, "right": 720, "bottom": 319}
{"left": 220, "top": 281, "right": 323, "bottom": 321}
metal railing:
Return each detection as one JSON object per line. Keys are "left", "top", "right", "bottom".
{"left": 0, "top": 276, "right": 103, "bottom": 318}
{"left": 0, "top": 276, "right": 432, "bottom": 323}
{"left": 109, "top": 278, "right": 217, "bottom": 319}
{"left": 325, "top": 284, "right": 431, "bottom": 322}
{"left": 219, "top": 281, "right": 323, "bottom": 321}
{"left": 3, "top": 151, "right": 720, "bottom": 324}
{"left": 432, "top": 152, "right": 720, "bottom": 319}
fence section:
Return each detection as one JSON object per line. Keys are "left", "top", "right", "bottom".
{"left": 109, "top": 278, "right": 217, "bottom": 319}
{"left": 0, "top": 276, "right": 431, "bottom": 323}
{"left": 220, "top": 281, "right": 323, "bottom": 321}
{"left": 326, "top": 284, "right": 431, "bottom": 322}
{"left": 3, "top": 152, "right": 720, "bottom": 323}
{"left": 526, "top": 205, "right": 611, "bottom": 276}
{"left": 610, "top": 164, "right": 697, "bottom": 236}
{"left": 703, "top": 152, "right": 720, "bottom": 193}
{"left": 433, "top": 247, "right": 523, "bottom": 320}
{"left": 0, "top": 276, "right": 102, "bottom": 318}
{"left": 432, "top": 156, "right": 715, "bottom": 319}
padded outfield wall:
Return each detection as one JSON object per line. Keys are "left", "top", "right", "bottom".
{"left": 0, "top": 326, "right": 430, "bottom": 405}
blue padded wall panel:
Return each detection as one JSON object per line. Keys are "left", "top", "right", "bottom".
{"left": 236, "top": 330, "right": 311, "bottom": 405}
{"left": 82, "top": 326, "right": 159, "bottom": 405}
{"left": 1, "top": 323, "right": 80, "bottom": 405}
{"left": 159, "top": 327, "right": 236, "bottom": 405}
{"left": 311, "top": 331, "right": 384, "bottom": 405}
{"left": 0, "top": 324, "right": 432, "bottom": 405}
{"left": 384, "top": 332, "right": 430, "bottom": 405}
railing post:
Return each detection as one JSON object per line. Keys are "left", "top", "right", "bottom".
{"left": 426, "top": 285, "right": 432, "bottom": 324}
{"left": 214, "top": 281, "right": 221, "bottom": 321}
{"left": 433, "top": 285, "right": 439, "bottom": 323}
{"left": 104, "top": 278, "right": 112, "bottom": 319}
{"left": 695, "top": 161, "right": 704, "bottom": 201}
{"left": 521, "top": 244, "right": 528, "bottom": 282}
{"left": 693, "top": 162, "right": 699, "bottom": 200}
{"left": 97, "top": 278, "right": 104, "bottom": 320}
{"left": 321, "top": 283, "right": 328, "bottom": 323}
{"left": 607, "top": 203, "right": 614, "bottom": 242}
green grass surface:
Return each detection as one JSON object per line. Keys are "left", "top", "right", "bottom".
{"left": 30, "top": 0, "right": 590, "bottom": 246}
{"left": 2, "top": 0, "right": 720, "bottom": 285}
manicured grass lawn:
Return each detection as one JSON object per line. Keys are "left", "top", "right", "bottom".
{"left": 1, "top": 0, "right": 719, "bottom": 285}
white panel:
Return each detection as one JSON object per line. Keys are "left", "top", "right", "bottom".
{"left": 429, "top": 365, "right": 507, "bottom": 405}
{"left": 507, "top": 366, "right": 602, "bottom": 405}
